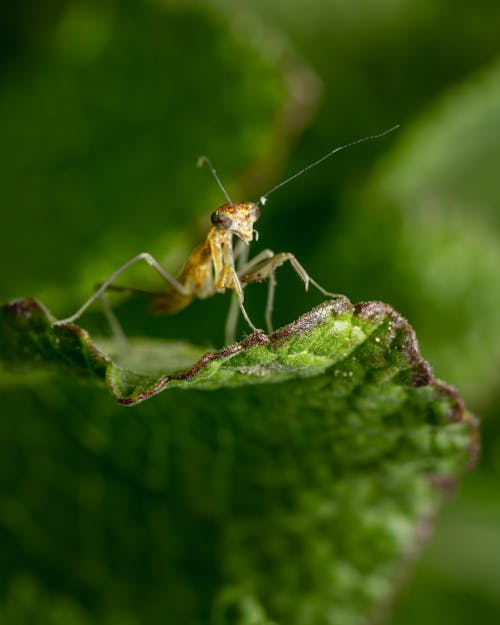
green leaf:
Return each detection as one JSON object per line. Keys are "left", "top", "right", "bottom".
{"left": 0, "top": 296, "right": 469, "bottom": 404}
{"left": 0, "top": 297, "right": 477, "bottom": 623}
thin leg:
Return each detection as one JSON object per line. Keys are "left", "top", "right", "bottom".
{"left": 98, "top": 284, "right": 169, "bottom": 341}
{"left": 237, "top": 249, "right": 274, "bottom": 276}
{"left": 53, "top": 252, "right": 189, "bottom": 326}
{"left": 240, "top": 252, "right": 304, "bottom": 287}
{"left": 222, "top": 248, "right": 270, "bottom": 342}
{"left": 241, "top": 251, "right": 343, "bottom": 297}
{"left": 98, "top": 293, "right": 127, "bottom": 344}
{"left": 233, "top": 238, "right": 250, "bottom": 270}
{"left": 240, "top": 251, "right": 344, "bottom": 328}
{"left": 231, "top": 268, "right": 259, "bottom": 334}
{"left": 307, "top": 275, "right": 345, "bottom": 299}
{"left": 238, "top": 298, "right": 258, "bottom": 334}
{"left": 289, "top": 256, "right": 344, "bottom": 298}
{"left": 264, "top": 271, "right": 277, "bottom": 334}
{"left": 224, "top": 292, "right": 240, "bottom": 344}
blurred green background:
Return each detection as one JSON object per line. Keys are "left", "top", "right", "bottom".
{"left": 1, "top": 0, "right": 499, "bottom": 623}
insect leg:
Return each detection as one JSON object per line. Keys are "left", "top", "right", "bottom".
{"left": 233, "top": 238, "right": 250, "bottom": 270}
{"left": 53, "top": 252, "right": 189, "bottom": 325}
{"left": 231, "top": 268, "right": 259, "bottom": 334}
{"left": 223, "top": 250, "right": 276, "bottom": 341}
{"left": 241, "top": 251, "right": 343, "bottom": 297}
{"left": 287, "top": 255, "right": 344, "bottom": 298}
{"left": 240, "top": 252, "right": 344, "bottom": 330}
{"left": 239, "top": 253, "right": 296, "bottom": 291}
{"left": 224, "top": 292, "right": 240, "bottom": 345}
{"left": 237, "top": 249, "right": 275, "bottom": 276}
{"left": 98, "top": 292, "right": 127, "bottom": 343}
{"left": 264, "top": 271, "right": 277, "bottom": 334}
{"left": 95, "top": 283, "right": 172, "bottom": 338}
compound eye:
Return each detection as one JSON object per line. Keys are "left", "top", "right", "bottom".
{"left": 210, "top": 210, "right": 233, "bottom": 230}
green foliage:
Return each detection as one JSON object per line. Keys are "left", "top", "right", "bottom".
{"left": 0, "top": 299, "right": 476, "bottom": 624}
{"left": 0, "top": 296, "right": 470, "bottom": 404}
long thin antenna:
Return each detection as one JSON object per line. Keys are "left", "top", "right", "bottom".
{"left": 258, "top": 125, "right": 399, "bottom": 206}
{"left": 197, "top": 156, "right": 234, "bottom": 206}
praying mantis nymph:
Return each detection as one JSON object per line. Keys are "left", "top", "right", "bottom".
{"left": 53, "top": 126, "right": 398, "bottom": 343}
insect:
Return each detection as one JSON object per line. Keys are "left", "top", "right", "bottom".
{"left": 53, "top": 126, "right": 398, "bottom": 343}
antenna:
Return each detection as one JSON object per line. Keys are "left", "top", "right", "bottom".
{"left": 197, "top": 156, "right": 234, "bottom": 206}
{"left": 258, "top": 125, "right": 399, "bottom": 206}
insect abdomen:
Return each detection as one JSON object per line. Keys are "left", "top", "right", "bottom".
{"left": 149, "top": 289, "right": 195, "bottom": 315}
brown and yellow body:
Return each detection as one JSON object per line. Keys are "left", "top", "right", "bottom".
{"left": 150, "top": 202, "right": 258, "bottom": 315}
